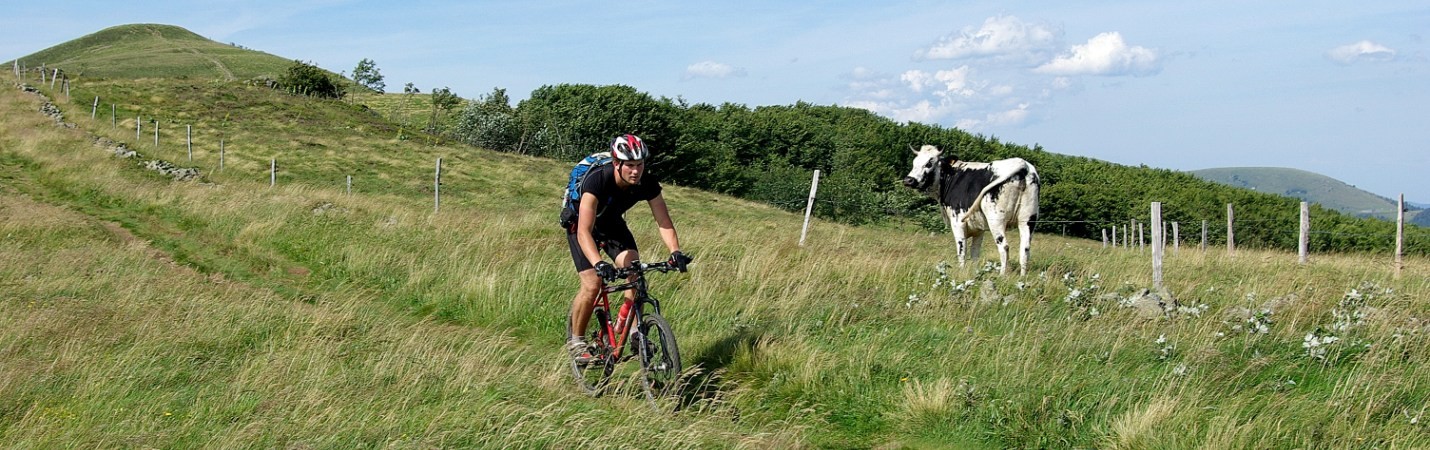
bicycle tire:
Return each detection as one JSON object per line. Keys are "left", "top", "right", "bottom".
{"left": 635, "top": 312, "right": 682, "bottom": 403}
{"left": 568, "top": 308, "right": 614, "bottom": 395}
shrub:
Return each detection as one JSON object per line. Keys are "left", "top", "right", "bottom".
{"left": 278, "top": 60, "right": 345, "bottom": 99}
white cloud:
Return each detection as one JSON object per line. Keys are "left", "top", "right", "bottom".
{"left": 915, "top": 15, "right": 1059, "bottom": 62}
{"left": 901, "top": 70, "right": 934, "bottom": 93}
{"left": 682, "top": 60, "right": 747, "bottom": 80}
{"left": 933, "top": 67, "right": 977, "bottom": 97}
{"left": 950, "top": 104, "right": 1032, "bottom": 130}
{"left": 985, "top": 103, "right": 1031, "bottom": 126}
{"left": 1035, "top": 32, "right": 1160, "bottom": 76}
{"left": 890, "top": 100, "right": 949, "bottom": 123}
{"left": 844, "top": 64, "right": 1028, "bottom": 131}
{"left": 1326, "top": 40, "right": 1396, "bottom": 65}
{"left": 849, "top": 66, "right": 877, "bottom": 79}
{"left": 901, "top": 66, "right": 977, "bottom": 97}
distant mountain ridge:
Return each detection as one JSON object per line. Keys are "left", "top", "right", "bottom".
{"left": 1192, "top": 167, "right": 1425, "bottom": 225}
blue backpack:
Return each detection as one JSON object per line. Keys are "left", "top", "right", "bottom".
{"left": 559, "top": 151, "right": 613, "bottom": 229}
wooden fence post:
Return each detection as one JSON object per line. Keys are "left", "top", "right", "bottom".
{"left": 1102, "top": 229, "right": 1108, "bottom": 248}
{"left": 347, "top": 175, "right": 352, "bottom": 195}
{"left": 1226, "top": 204, "right": 1236, "bottom": 255}
{"left": 91, "top": 96, "right": 99, "bottom": 119}
{"left": 434, "top": 158, "right": 442, "bottom": 213}
{"left": 111, "top": 104, "right": 116, "bottom": 128}
{"left": 219, "top": 139, "right": 225, "bottom": 171}
{"left": 136, "top": 115, "right": 141, "bottom": 141}
{"left": 1138, "top": 221, "right": 1145, "bottom": 253}
{"left": 1201, "top": 220, "right": 1208, "bottom": 252}
{"left": 1396, "top": 194, "right": 1405, "bottom": 278}
{"left": 186, "top": 125, "right": 192, "bottom": 162}
{"left": 154, "top": 120, "right": 159, "bottom": 146}
{"left": 1152, "top": 202, "right": 1163, "bottom": 290}
{"left": 799, "top": 169, "right": 821, "bottom": 246}
{"left": 1299, "top": 202, "right": 1310, "bottom": 264}
{"left": 1112, "top": 225, "right": 1118, "bottom": 248}
{"left": 1172, "top": 221, "right": 1180, "bottom": 255}
{"left": 1128, "top": 219, "right": 1135, "bottom": 249}
{"left": 270, "top": 159, "right": 276, "bottom": 187}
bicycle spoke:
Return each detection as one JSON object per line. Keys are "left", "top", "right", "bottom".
{"left": 638, "top": 312, "right": 682, "bottom": 407}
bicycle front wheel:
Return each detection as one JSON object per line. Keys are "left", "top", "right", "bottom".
{"left": 636, "top": 312, "right": 682, "bottom": 402}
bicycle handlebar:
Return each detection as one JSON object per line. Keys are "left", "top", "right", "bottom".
{"left": 602, "top": 258, "right": 692, "bottom": 283}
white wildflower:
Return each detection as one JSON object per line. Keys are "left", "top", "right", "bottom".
{"left": 1172, "top": 364, "right": 1189, "bottom": 377}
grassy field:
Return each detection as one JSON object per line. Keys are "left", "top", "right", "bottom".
{"left": 347, "top": 90, "right": 467, "bottom": 138}
{"left": 4, "top": 73, "right": 1430, "bottom": 449}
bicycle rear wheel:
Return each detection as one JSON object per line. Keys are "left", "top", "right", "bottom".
{"left": 636, "top": 312, "right": 682, "bottom": 402}
{"left": 568, "top": 308, "right": 614, "bottom": 395}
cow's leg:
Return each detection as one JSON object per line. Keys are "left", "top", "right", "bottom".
{"left": 952, "top": 228, "right": 969, "bottom": 269}
{"left": 991, "top": 229, "right": 1010, "bottom": 275}
{"left": 1018, "top": 220, "right": 1032, "bottom": 276}
{"left": 947, "top": 207, "right": 969, "bottom": 269}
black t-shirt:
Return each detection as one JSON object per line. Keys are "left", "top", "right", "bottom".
{"left": 580, "top": 163, "right": 662, "bottom": 228}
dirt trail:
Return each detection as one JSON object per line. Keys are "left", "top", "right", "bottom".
{"left": 149, "top": 27, "right": 235, "bottom": 81}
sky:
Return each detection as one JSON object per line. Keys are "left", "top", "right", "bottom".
{"left": 4, "top": 1, "right": 1427, "bottom": 204}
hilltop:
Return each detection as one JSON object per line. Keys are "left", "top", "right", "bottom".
{"left": 7, "top": 23, "right": 298, "bottom": 81}
{"left": 1191, "top": 167, "right": 1421, "bottom": 222}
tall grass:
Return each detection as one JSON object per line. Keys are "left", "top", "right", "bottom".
{"left": 3, "top": 79, "right": 1428, "bottom": 448}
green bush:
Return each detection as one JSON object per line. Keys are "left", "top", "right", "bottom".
{"left": 278, "top": 60, "right": 344, "bottom": 99}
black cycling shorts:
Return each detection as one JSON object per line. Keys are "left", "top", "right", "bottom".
{"left": 567, "top": 223, "right": 639, "bottom": 272}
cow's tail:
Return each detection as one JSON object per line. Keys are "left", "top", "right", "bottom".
{"left": 961, "top": 160, "right": 1026, "bottom": 226}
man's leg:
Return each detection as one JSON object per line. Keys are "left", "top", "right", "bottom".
{"left": 566, "top": 231, "right": 604, "bottom": 363}
{"left": 614, "top": 249, "right": 641, "bottom": 303}
{"left": 569, "top": 269, "right": 601, "bottom": 337}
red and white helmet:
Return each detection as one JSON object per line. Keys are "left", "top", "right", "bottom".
{"left": 610, "top": 134, "right": 648, "bottom": 161}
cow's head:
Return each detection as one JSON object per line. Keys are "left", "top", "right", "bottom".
{"left": 901, "top": 145, "right": 942, "bottom": 190}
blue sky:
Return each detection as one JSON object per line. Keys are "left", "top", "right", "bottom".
{"left": 5, "top": 1, "right": 1427, "bottom": 204}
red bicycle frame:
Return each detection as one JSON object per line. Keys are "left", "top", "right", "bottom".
{"left": 594, "top": 279, "right": 639, "bottom": 361}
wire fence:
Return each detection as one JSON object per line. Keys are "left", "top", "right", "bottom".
{"left": 15, "top": 67, "right": 1424, "bottom": 265}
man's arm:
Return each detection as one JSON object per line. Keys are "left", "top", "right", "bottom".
{"left": 648, "top": 194, "right": 681, "bottom": 255}
{"left": 576, "top": 192, "right": 603, "bottom": 266}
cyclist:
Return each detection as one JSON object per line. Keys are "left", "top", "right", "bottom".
{"left": 567, "top": 134, "right": 691, "bottom": 363}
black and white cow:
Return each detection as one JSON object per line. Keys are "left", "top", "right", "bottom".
{"left": 902, "top": 145, "right": 1040, "bottom": 276}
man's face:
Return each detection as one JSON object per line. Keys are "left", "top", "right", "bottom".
{"left": 618, "top": 160, "right": 645, "bottom": 185}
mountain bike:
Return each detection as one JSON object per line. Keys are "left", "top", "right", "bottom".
{"left": 567, "top": 259, "right": 686, "bottom": 404}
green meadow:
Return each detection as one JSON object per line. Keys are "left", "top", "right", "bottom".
{"left": 3, "top": 24, "right": 1428, "bottom": 449}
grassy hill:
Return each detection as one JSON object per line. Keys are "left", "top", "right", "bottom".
{"left": 7, "top": 23, "right": 308, "bottom": 82}
{"left": 347, "top": 90, "right": 467, "bottom": 137}
{"left": 1191, "top": 167, "right": 1418, "bottom": 221}
{"left": 3, "top": 26, "right": 1429, "bottom": 448}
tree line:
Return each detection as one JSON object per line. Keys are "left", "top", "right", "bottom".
{"left": 361, "top": 80, "right": 1424, "bottom": 256}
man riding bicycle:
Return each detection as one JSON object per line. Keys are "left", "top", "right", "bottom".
{"left": 567, "top": 134, "right": 690, "bottom": 363}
